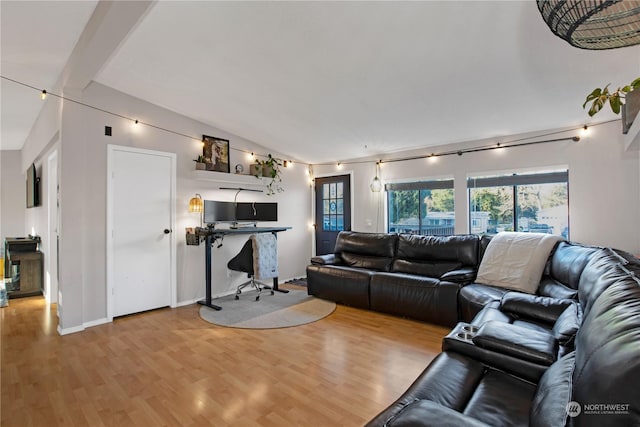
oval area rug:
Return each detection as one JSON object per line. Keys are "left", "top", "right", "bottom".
{"left": 199, "top": 288, "right": 336, "bottom": 329}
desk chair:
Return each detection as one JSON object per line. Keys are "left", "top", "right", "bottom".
{"left": 227, "top": 238, "right": 274, "bottom": 301}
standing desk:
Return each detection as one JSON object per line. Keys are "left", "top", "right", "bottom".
{"left": 197, "top": 226, "right": 291, "bottom": 310}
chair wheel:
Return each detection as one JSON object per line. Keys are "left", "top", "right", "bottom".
{"left": 235, "top": 295, "right": 239, "bottom": 300}
{"left": 256, "top": 296, "right": 260, "bottom": 301}
{"left": 271, "top": 291, "right": 275, "bottom": 295}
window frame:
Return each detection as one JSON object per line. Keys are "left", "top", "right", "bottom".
{"left": 467, "top": 170, "right": 569, "bottom": 237}
{"left": 386, "top": 179, "right": 455, "bottom": 235}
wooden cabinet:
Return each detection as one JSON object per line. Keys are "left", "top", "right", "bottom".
{"left": 4, "top": 238, "right": 42, "bottom": 298}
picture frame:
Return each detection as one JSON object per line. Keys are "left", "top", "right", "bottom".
{"left": 202, "top": 135, "right": 230, "bottom": 173}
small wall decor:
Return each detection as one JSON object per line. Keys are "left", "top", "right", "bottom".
{"left": 202, "top": 135, "right": 230, "bottom": 173}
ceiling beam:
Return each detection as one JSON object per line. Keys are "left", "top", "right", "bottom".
{"left": 60, "top": 0, "right": 155, "bottom": 91}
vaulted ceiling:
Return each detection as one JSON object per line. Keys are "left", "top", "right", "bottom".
{"left": 2, "top": 1, "right": 640, "bottom": 163}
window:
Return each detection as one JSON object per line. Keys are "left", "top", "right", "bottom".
{"left": 468, "top": 171, "right": 569, "bottom": 238}
{"left": 322, "top": 181, "right": 345, "bottom": 231}
{"left": 386, "top": 180, "right": 454, "bottom": 235}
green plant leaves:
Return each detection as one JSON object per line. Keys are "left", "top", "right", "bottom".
{"left": 583, "top": 79, "right": 640, "bottom": 117}
{"left": 254, "top": 154, "right": 284, "bottom": 195}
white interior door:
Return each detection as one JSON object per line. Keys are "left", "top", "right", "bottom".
{"left": 107, "top": 145, "right": 176, "bottom": 318}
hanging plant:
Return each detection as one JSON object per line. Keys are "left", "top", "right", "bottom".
{"left": 253, "top": 154, "right": 284, "bottom": 195}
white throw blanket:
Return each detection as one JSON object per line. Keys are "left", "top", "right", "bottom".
{"left": 251, "top": 233, "right": 279, "bottom": 280}
{"left": 476, "top": 232, "right": 562, "bottom": 294}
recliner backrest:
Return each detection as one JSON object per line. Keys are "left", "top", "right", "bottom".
{"left": 550, "top": 242, "right": 597, "bottom": 289}
{"left": 538, "top": 242, "right": 599, "bottom": 299}
{"left": 577, "top": 248, "right": 626, "bottom": 315}
{"left": 391, "top": 234, "right": 479, "bottom": 277}
{"left": 396, "top": 234, "right": 480, "bottom": 265}
{"left": 530, "top": 352, "right": 575, "bottom": 427}
{"left": 572, "top": 265, "right": 640, "bottom": 426}
{"left": 334, "top": 231, "right": 398, "bottom": 272}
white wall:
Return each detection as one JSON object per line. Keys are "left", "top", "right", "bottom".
{"left": 15, "top": 77, "right": 638, "bottom": 333}
{"left": 51, "top": 82, "right": 311, "bottom": 330}
{"left": 314, "top": 121, "right": 640, "bottom": 254}
{"left": 0, "top": 150, "right": 26, "bottom": 255}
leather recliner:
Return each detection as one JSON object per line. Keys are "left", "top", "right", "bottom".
{"left": 366, "top": 249, "right": 640, "bottom": 427}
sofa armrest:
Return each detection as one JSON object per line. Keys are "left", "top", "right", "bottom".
{"left": 500, "top": 292, "right": 573, "bottom": 324}
{"left": 382, "top": 400, "right": 491, "bottom": 427}
{"left": 310, "top": 254, "right": 341, "bottom": 265}
{"left": 472, "top": 321, "right": 558, "bottom": 366}
{"left": 440, "top": 267, "right": 476, "bottom": 284}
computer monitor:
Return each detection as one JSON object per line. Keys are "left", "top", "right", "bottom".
{"left": 236, "top": 202, "right": 278, "bottom": 221}
{"left": 203, "top": 200, "right": 236, "bottom": 224}
{"left": 236, "top": 202, "right": 278, "bottom": 222}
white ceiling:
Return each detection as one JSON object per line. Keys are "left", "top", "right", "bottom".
{"left": 3, "top": 1, "right": 640, "bottom": 162}
{"left": 0, "top": 0, "right": 98, "bottom": 150}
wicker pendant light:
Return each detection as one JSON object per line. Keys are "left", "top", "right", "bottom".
{"left": 537, "top": 0, "right": 640, "bottom": 50}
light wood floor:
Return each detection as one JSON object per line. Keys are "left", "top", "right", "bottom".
{"left": 1, "top": 288, "right": 449, "bottom": 427}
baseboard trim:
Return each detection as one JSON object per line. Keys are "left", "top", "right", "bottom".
{"left": 84, "top": 317, "right": 109, "bottom": 329}
{"left": 57, "top": 324, "right": 85, "bottom": 336}
{"left": 176, "top": 297, "right": 201, "bottom": 307}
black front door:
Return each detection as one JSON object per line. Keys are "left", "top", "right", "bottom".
{"left": 314, "top": 175, "right": 351, "bottom": 255}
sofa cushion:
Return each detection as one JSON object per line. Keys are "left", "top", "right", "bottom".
{"left": 578, "top": 248, "right": 629, "bottom": 315}
{"left": 572, "top": 272, "right": 640, "bottom": 427}
{"left": 462, "top": 369, "right": 536, "bottom": 427}
{"left": 546, "top": 242, "right": 598, "bottom": 291}
{"left": 334, "top": 231, "right": 398, "bottom": 272}
{"left": 334, "top": 231, "right": 398, "bottom": 257}
{"left": 500, "top": 293, "right": 573, "bottom": 325}
{"left": 370, "top": 273, "right": 460, "bottom": 327}
{"left": 459, "top": 284, "right": 509, "bottom": 322}
{"left": 306, "top": 264, "right": 373, "bottom": 309}
{"left": 476, "top": 232, "right": 562, "bottom": 294}
{"left": 385, "top": 400, "right": 490, "bottom": 427}
{"left": 364, "top": 352, "right": 487, "bottom": 427}
{"left": 342, "top": 252, "right": 394, "bottom": 272}
{"left": 538, "top": 276, "right": 578, "bottom": 300}
{"left": 530, "top": 352, "right": 575, "bottom": 427}
{"left": 396, "top": 234, "right": 480, "bottom": 266}
{"left": 473, "top": 321, "right": 558, "bottom": 366}
{"left": 392, "top": 259, "right": 462, "bottom": 278}
{"left": 551, "top": 302, "right": 581, "bottom": 348}
{"left": 440, "top": 267, "right": 477, "bottom": 284}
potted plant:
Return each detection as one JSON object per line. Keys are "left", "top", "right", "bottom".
{"left": 252, "top": 154, "right": 283, "bottom": 195}
{"left": 194, "top": 155, "right": 206, "bottom": 170}
{"left": 583, "top": 77, "right": 640, "bottom": 134}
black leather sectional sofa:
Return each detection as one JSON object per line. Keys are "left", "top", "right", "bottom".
{"left": 306, "top": 231, "right": 640, "bottom": 426}
{"left": 307, "top": 232, "right": 484, "bottom": 327}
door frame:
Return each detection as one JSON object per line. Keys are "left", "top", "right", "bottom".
{"left": 311, "top": 170, "right": 355, "bottom": 256}
{"left": 46, "top": 149, "right": 59, "bottom": 304}
{"left": 106, "top": 144, "right": 177, "bottom": 322}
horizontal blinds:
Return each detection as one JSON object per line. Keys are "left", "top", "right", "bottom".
{"left": 385, "top": 180, "right": 454, "bottom": 191}
{"left": 467, "top": 171, "right": 568, "bottom": 188}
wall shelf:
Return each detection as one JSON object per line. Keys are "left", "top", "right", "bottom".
{"left": 192, "top": 170, "right": 265, "bottom": 187}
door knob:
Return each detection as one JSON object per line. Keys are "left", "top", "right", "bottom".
{"left": 164, "top": 229, "right": 171, "bottom": 234}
